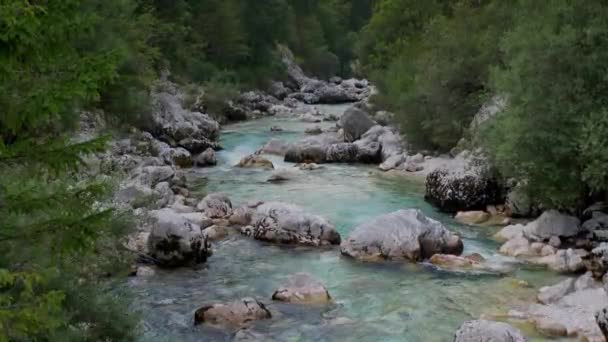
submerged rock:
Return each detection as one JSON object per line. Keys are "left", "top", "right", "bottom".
{"left": 246, "top": 202, "right": 341, "bottom": 246}
{"left": 455, "top": 211, "right": 491, "bottom": 225}
{"left": 272, "top": 273, "right": 331, "bottom": 304}
{"left": 454, "top": 320, "right": 527, "bottom": 342}
{"left": 340, "top": 209, "right": 463, "bottom": 262}
{"left": 194, "top": 298, "right": 271, "bottom": 327}
{"left": 147, "top": 208, "right": 211, "bottom": 267}
{"left": 236, "top": 154, "right": 275, "bottom": 169}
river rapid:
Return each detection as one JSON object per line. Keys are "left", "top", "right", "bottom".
{"left": 129, "top": 105, "right": 565, "bottom": 341}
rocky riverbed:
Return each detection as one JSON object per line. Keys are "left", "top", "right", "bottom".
{"left": 87, "top": 54, "right": 608, "bottom": 341}
{"left": 116, "top": 106, "right": 578, "bottom": 341}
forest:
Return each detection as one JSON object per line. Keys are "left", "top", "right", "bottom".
{"left": 2, "top": 0, "right": 608, "bottom": 340}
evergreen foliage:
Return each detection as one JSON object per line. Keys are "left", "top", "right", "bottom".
{"left": 0, "top": 1, "right": 135, "bottom": 339}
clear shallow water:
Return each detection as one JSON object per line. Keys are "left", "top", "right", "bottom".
{"left": 131, "top": 106, "right": 564, "bottom": 341}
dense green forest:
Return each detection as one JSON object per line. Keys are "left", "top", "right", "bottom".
{"left": 2, "top": 0, "right": 608, "bottom": 339}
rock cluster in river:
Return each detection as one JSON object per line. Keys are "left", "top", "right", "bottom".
{"left": 284, "top": 108, "right": 404, "bottom": 166}
{"left": 508, "top": 272, "right": 608, "bottom": 341}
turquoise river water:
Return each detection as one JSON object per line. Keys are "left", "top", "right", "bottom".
{"left": 130, "top": 105, "right": 565, "bottom": 341}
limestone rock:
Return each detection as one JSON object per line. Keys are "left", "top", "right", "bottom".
{"left": 196, "top": 193, "right": 233, "bottom": 219}
{"left": 339, "top": 107, "right": 375, "bottom": 142}
{"left": 425, "top": 162, "right": 502, "bottom": 213}
{"left": 236, "top": 154, "right": 274, "bottom": 169}
{"left": 340, "top": 209, "right": 463, "bottom": 262}
{"left": 455, "top": 211, "right": 491, "bottom": 225}
{"left": 194, "top": 148, "right": 216, "bottom": 167}
{"left": 147, "top": 208, "right": 211, "bottom": 267}
{"left": 454, "top": 320, "right": 527, "bottom": 342}
{"left": 523, "top": 210, "right": 581, "bottom": 241}
{"left": 272, "top": 273, "right": 331, "bottom": 304}
{"left": 247, "top": 202, "right": 340, "bottom": 246}
{"left": 194, "top": 298, "right": 271, "bottom": 327}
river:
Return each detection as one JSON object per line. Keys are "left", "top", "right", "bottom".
{"left": 130, "top": 104, "right": 565, "bottom": 341}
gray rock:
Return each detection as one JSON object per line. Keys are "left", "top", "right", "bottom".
{"left": 236, "top": 154, "right": 274, "bottom": 169}
{"left": 505, "top": 185, "right": 534, "bottom": 218}
{"left": 247, "top": 202, "right": 341, "bottom": 246}
{"left": 325, "top": 143, "right": 358, "bottom": 163}
{"left": 373, "top": 110, "right": 393, "bottom": 126}
{"left": 524, "top": 210, "right": 581, "bottom": 241}
{"left": 584, "top": 212, "right": 608, "bottom": 242}
{"left": 154, "top": 181, "right": 174, "bottom": 207}
{"left": 196, "top": 193, "right": 233, "bottom": 219}
{"left": 425, "top": 161, "right": 502, "bottom": 213}
{"left": 408, "top": 153, "right": 424, "bottom": 164}
{"left": 543, "top": 248, "right": 586, "bottom": 273}
{"left": 257, "top": 139, "right": 291, "bottom": 156}
{"left": 194, "top": 298, "right": 271, "bottom": 327}
{"left": 537, "top": 278, "right": 575, "bottom": 304}
{"left": 494, "top": 224, "right": 525, "bottom": 242}
{"left": 179, "top": 212, "right": 213, "bottom": 228}
{"left": 194, "top": 148, "right": 216, "bottom": 167}
{"left": 305, "top": 126, "right": 323, "bottom": 135}
{"left": 379, "top": 153, "right": 405, "bottom": 171}
{"left": 228, "top": 207, "right": 253, "bottom": 226}
{"left": 161, "top": 147, "right": 192, "bottom": 168}
{"left": 313, "top": 84, "right": 358, "bottom": 104}
{"left": 288, "top": 92, "right": 320, "bottom": 104}
{"left": 133, "top": 165, "right": 175, "bottom": 188}
{"left": 354, "top": 139, "right": 382, "bottom": 164}
{"left": 339, "top": 107, "right": 376, "bottom": 142}
{"left": 454, "top": 320, "right": 527, "bottom": 342}
{"left": 272, "top": 273, "right": 331, "bottom": 304}
{"left": 150, "top": 84, "right": 219, "bottom": 150}
{"left": 147, "top": 208, "right": 211, "bottom": 267}
{"left": 284, "top": 133, "right": 340, "bottom": 164}
{"left": 596, "top": 308, "right": 608, "bottom": 340}
{"left": 269, "top": 81, "right": 290, "bottom": 100}
{"left": 202, "top": 225, "right": 229, "bottom": 241}
{"left": 357, "top": 125, "right": 403, "bottom": 161}
{"left": 340, "top": 209, "right": 463, "bottom": 262}
{"left": 526, "top": 288, "right": 608, "bottom": 340}
{"left": 583, "top": 243, "right": 608, "bottom": 278}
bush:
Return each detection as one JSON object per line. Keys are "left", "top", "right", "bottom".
{"left": 484, "top": 0, "right": 608, "bottom": 208}
{"left": 370, "top": 1, "right": 512, "bottom": 151}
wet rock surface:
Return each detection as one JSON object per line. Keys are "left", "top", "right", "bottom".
{"left": 425, "top": 157, "right": 503, "bottom": 213}
{"left": 194, "top": 298, "right": 271, "bottom": 328}
{"left": 340, "top": 209, "right": 463, "bottom": 262}
{"left": 272, "top": 273, "right": 331, "bottom": 304}
{"left": 454, "top": 320, "right": 527, "bottom": 342}
{"left": 245, "top": 202, "right": 341, "bottom": 246}
{"left": 147, "top": 208, "right": 211, "bottom": 267}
